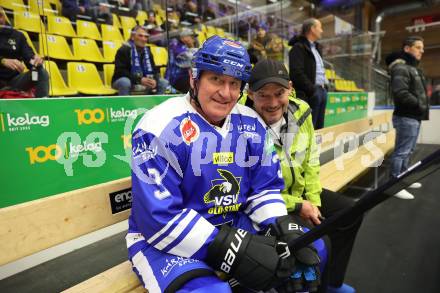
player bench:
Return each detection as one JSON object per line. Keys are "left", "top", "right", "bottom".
{"left": 0, "top": 112, "right": 394, "bottom": 293}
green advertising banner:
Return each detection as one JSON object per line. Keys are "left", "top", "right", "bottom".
{"left": 0, "top": 95, "right": 175, "bottom": 208}
{"left": 325, "top": 92, "right": 368, "bottom": 127}
{"left": 0, "top": 92, "right": 367, "bottom": 208}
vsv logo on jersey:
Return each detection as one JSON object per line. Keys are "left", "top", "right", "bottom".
{"left": 75, "top": 108, "right": 105, "bottom": 125}
{"left": 180, "top": 118, "right": 200, "bottom": 145}
{"left": 204, "top": 169, "right": 242, "bottom": 215}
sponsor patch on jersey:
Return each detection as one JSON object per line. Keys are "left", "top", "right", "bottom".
{"left": 224, "top": 40, "right": 241, "bottom": 48}
{"left": 180, "top": 118, "right": 200, "bottom": 145}
{"left": 213, "top": 152, "right": 234, "bottom": 165}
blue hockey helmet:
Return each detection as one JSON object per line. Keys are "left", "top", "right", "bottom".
{"left": 192, "top": 36, "right": 252, "bottom": 85}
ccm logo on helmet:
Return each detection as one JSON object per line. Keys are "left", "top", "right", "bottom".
{"left": 220, "top": 229, "right": 247, "bottom": 274}
{"left": 223, "top": 59, "right": 244, "bottom": 68}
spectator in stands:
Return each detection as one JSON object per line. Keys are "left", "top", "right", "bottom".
{"left": 165, "top": 28, "right": 197, "bottom": 93}
{"left": 112, "top": 25, "right": 167, "bottom": 95}
{"left": 179, "top": 0, "right": 200, "bottom": 25}
{"left": 386, "top": 36, "right": 429, "bottom": 199}
{"left": 202, "top": 4, "right": 216, "bottom": 21}
{"left": 248, "top": 59, "right": 362, "bottom": 293}
{"left": 88, "top": 0, "right": 113, "bottom": 24}
{"left": 248, "top": 27, "right": 270, "bottom": 62}
{"left": 160, "top": 10, "right": 180, "bottom": 31}
{"left": 289, "top": 18, "right": 327, "bottom": 130}
{"left": 0, "top": 7, "right": 48, "bottom": 98}
{"left": 62, "top": 0, "right": 89, "bottom": 22}
{"left": 144, "top": 11, "right": 162, "bottom": 36}
{"left": 265, "top": 33, "right": 284, "bottom": 61}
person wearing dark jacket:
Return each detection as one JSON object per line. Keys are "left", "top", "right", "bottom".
{"left": 0, "top": 8, "right": 48, "bottom": 97}
{"left": 386, "top": 36, "right": 429, "bottom": 199}
{"left": 112, "top": 25, "right": 167, "bottom": 95}
{"left": 289, "top": 18, "right": 327, "bottom": 129}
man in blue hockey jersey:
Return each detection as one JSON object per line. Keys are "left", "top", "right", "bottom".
{"left": 127, "top": 36, "right": 321, "bottom": 292}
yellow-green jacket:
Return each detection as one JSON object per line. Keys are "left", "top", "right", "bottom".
{"left": 272, "top": 97, "right": 322, "bottom": 212}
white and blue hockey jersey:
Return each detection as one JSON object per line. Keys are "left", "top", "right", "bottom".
{"left": 127, "top": 94, "right": 287, "bottom": 261}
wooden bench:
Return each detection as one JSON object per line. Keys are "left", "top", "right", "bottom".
{"left": 1, "top": 112, "right": 394, "bottom": 293}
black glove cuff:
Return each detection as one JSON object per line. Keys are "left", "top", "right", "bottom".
{"left": 206, "top": 225, "right": 251, "bottom": 275}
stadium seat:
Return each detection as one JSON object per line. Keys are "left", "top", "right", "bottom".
{"left": 44, "top": 60, "right": 78, "bottom": 96}
{"left": 72, "top": 38, "right": 106, "bottom": 62}
{"left": 150, "top": 46, "right": 168, "bottom": 67}
{"left": 150, "top": 46, "right": 168, "bottom": 77}
{"left": 120, "top": 16, "right": 137, "bottom": 31}
{"left": 122, "top": 28, "right": 132, "bottom": 41}
{"left": 67, "top": 62, "right": 117, "bottom": 95}
{"left": 199, "top": 23, "right": 207, "bottom": 32}
{"left": 0, "top": 0, "right": 26, "bottom": 11}
{"left": 102, "top": 40, "right": 123, "bottom": 63}
{"left": 136, "top": 10, "right": 148, "bottom": 25}
{"left": 206, "top": 25, "right": 216, "bottom": 35}
{"left": 39, "top": 34, "right": 79, "bottom": 60}
{"left": 103, "top": 64, "right": 115, "bottom": 87}
{"left": 29, "top": 0, "right": 58, "bottom": 16}
{"left": 216, "top": 27, "right": 226, "bottom": 38}
{"left": 14, "top": 11, "right": 46, "bottom": 34}
{"left": 76, "top": 20, "right": 101, "bottom": 40}
{"left": 112, "top": 13, "right": 122, "bottom": 28}
{"left": 101, "top": 24, "right": 124, "bottom": 42}
{"left": 196, "top": 31, "right": 206, "bottom": 46}
{"left": 47, "top": 15, "right": 76, "bottom": 37}
{"left": 18, "top": 30, "right": 37, "bottom": 53}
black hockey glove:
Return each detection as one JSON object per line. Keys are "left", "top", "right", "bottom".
{"left": 206, "top": 225, "right": 295, "bottom": 291}
{"left": 266, "top": 215, "right": 321, "bottom": 292}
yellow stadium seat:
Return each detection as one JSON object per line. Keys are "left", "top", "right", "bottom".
{"left": 335, "top": 79, "right": 344, "bottom": 92}
{"left": 101, "top": 24, "right": 124, "bottom": 42}
{"left": 205, "top": 31, "right": 215, "bottom": 38}
{"left": 325, "top": 69, "right": 332, "bottom": 80}
{"left": 150, "top": 46, "right": 168, "bottom": 66}
{"left": 206, "top": 25, "right": 216, "bottom": 35}
{"left": 44, "top": 60, "right": 78, "bottom": 96}
{"left": 0, "top": 0, "right": 26, "bottom": 11}
{"left": 14, "top": 11, "right": 46, "bottom": 34}
{"left": 216, "top": 27, "right": 226, "bottom": 38}
{"left": 196, "top": 31, "right": 206, "bottom": 47}
{"left": 136, "top": 10, "right": 148, "bottom": 25}
{"left": 72, "top": 38, "right": 105, "bottom": 62}
{"left": 76, "top": 20, "right": 101, "bottom": 40}
{"left": 120, "top": 15, "right": 137, "bottom": 31}
{"left": 102, "top": 40, "right": 123, "bottom": 63}
{"left": 67, "top": 62, "right": 117, "bottom": 95}
{"left": 103, "top": 64, "right": 115, "bottom": 87}
{"left": 155, "top": 14, "right": 163, "bottom": 26}
{"left": 29, "top": 0, "right": 58, "bottom": 15}
{"left": 112, "top": 13, "right": 122, "bottom": 28}
{"left": 122, "top": 27, "right": 132, "bottom": 41}
{"left": 150, "top": 46, "right": 168, "bottom": 78}
{"left": 47, "top": 15, "right": 76, "bottom": 37}
{"left": 39, "top": 34, "right": 79, "bottom": 60}
{"left": 18, "top": 30, "right": 37, "bottom": 53}
{"left": 48, "top": 0, "right": 61, "bottom": 14}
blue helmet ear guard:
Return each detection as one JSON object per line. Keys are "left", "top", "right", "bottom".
{"left": 192, "top": 35, "right": 252, "bottom": 89}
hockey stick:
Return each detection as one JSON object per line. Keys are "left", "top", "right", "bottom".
{"left": 288, "top": 148, "right": 440, "bottom": 251}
